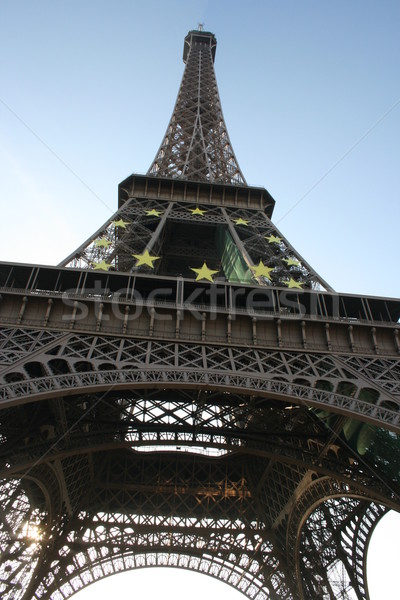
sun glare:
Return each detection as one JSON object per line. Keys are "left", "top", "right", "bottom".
{"left": 21, "top": 522, "right": 43, "bottom": 542}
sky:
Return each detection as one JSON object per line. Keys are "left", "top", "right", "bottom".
{"left": 0, "top": 0, "right": 399, "bottom": 597}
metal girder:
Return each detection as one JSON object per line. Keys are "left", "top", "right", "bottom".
{"left": 1, "top": 26, "right": 400, "bottom": 600}
{"left": 147, "top": 30, "right": 246, "bottom": 185}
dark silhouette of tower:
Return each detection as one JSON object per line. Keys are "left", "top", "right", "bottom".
{"left": 0, "top": 28, "right": 399, "bottom": 600}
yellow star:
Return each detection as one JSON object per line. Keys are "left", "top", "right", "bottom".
{"left": 250, "top": 260, "right": 274, "bottom": 280}
{"left": 146, "top": 209, "right": 162, "bottom": 217}
{"left": 189, "top": 207, "right": 206, "bottom": 215}
{"left": 283, "top": 258, "right": 301, "bottom": 267}
{"left": 133, "top": 250, "right": 160, "bottom": 268}
{"left": 113, "top": 219, "right": 130, "bottom": 228}
{"left": 94, "top": 238, "right": 112, "bottom": 248}
{"left": 190, "top": 262, "right": 219, "bottom": 283}
{"left": 265, "top": 234, "right": 282, "bottom": 244}
{"left": 92, "top": 260, "right": 113, "bottom": 271}
{"left": 284, "top": 278, "right": 304, "bottom": 289}
{"left": 234, "top": 218, "right": 249, "bottom": 226}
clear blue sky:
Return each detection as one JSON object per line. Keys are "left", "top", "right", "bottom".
{"left": 0, "top": 1, "right": 399, "bottom": 598}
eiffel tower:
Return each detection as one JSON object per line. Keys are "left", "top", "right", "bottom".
{"left": 1, "top": 27, "right": 399, "bottom": 600}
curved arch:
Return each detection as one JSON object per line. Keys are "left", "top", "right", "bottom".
{"left": 27, "top": 476, "right": 295, "bottom": 600}
{"left": 287, "top": 478, "right": 395, "bottom": 553}
{"left": 73, "top": 361, "right": 94, "bottom": 373}
{"left": 23, "top": 362, "right": 48, "bottom": 379}
{"left": 3, "top": 371, "right": 25, "bottom": 383}
{"left": 47, "top": 358, "right": 70, "bottom": 375}
{"left": 0, "top": 367, "right": 399, "bottom": 433}
{"left": 380, "top": 399, "right": 400, "bottom": 412}
{"left": 286, "top": 477, "right": 397, "bottom": 600}
{"left": 9, "top": 463, "right": 64, "bottom": 524}
{"left": 20, "top": 474, "right": 397, "bottom": 600}
{"left": 69, "top": 566, "right": 246, "bottom": 599}
{"left": 40, "top": 550, "right": 270, "bottom": 600}
{"left": 0, "top": 473, "right": 56, "bottom": 600}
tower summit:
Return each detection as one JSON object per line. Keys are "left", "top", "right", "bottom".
{"left": 0, "top": 29, "right": 399, "bottom": 600}
{"left": 148, "top": 29, "right": 246, "bottom": 185}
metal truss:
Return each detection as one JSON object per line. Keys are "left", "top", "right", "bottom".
{"left": 287, "top": 478, "right": 388, "bottom": 599}
{"left": 0, "top": 320, "right": 400, "bottom": 599}
{"left": 60, "top": 196, "right": 331, "bottom": 291}
{"left": 147, "top": 30, "right": 246, "bottom": 185}
{"left": 0, "top": 387, "right": 396, "bottom": 600}
{"left": 1, "top": 329, "right": 400, "bottom": 427}
{"left": 1, "top": 26, "right": 400, "bottom": 600}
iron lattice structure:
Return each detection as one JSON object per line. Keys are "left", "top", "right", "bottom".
{"left": 148, "top": 30, "right": 246, "bottom": 185}
{"left": 1, "top": 28, "right": 400, "bottom": 600}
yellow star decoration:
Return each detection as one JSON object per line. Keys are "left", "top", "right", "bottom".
{"left": 234, "top": 218, "right": 249, "bottom": 226}
{"left": 94, "top": 238, "right": 112, "bottom": 248}
{"left": 132, "top": 250, "right": 160, "bottom": 268}
{"left": 113, "top": 219, "right": 130, "bottom": 228}
{"left": 189, "top": 207, "right": 206, "bottom": 216}
{"left": 284, "top": 278, "right": 304, "bottom": 289}
{"left": 283, "top": 258, "right": 300, "bottom": 267}
{"left": 146, "top": 209, "right": 162, "bottom": 217}
{"left": 250, "top": 260, "right": 274, "bottom": 280}
{"left": 92, "top": 260, "right": 113, "bottom": 271}
{"left": 265, "top": 234, "right": 282, "bottom": 244}
{"left": 190, "top": 262, "right": 219, "bottom": 283}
